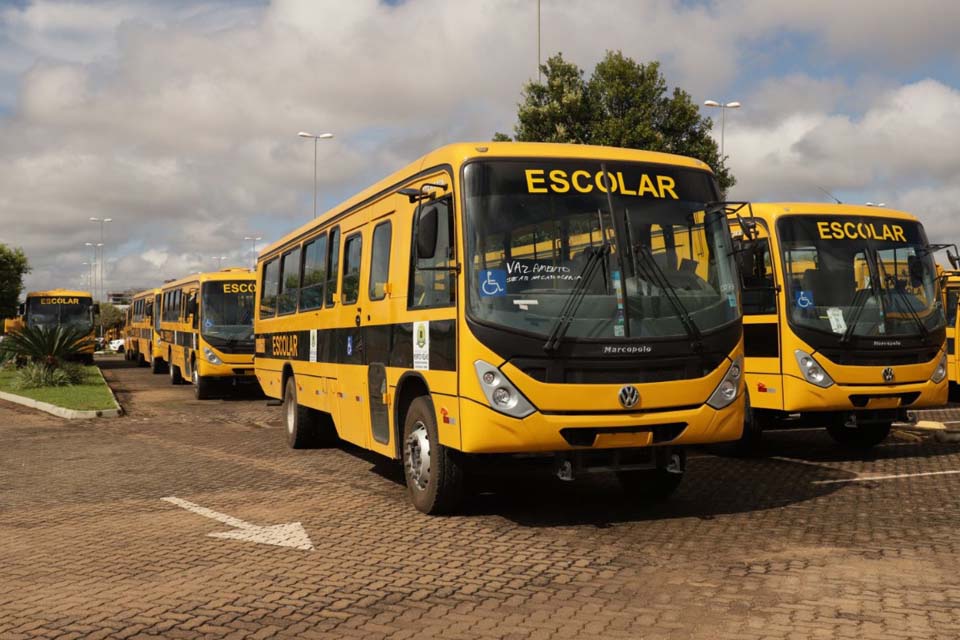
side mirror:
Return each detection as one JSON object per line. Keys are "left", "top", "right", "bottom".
{"left": 416, "top": 204, "right": 439, "bottom": 260}
{"left": 93, "top": 303, "right": 100, "bottom": 315}
{"left": 17, "top": 303, "right": 24, "bottom": 316}
{"left": 949, "top": 250, "right": 960, "bottom": 270}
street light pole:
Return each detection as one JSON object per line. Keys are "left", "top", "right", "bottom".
{"left": 89, "top": 217, "right": 113, "bottom": 302}
{"left": 297, "top": 132, "right": 334, "bottom": 219}
{"left": 243, "top": 236, "right": 262, "bottom": 268}
{"left": 84, "top": 242, "right": 102, "bottom": 299}
{"left": 703, "top": 100, "right": 741, "bottom": 171}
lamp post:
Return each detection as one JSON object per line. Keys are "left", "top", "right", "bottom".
{"left": 84, "top": 242, "right": 103, "bottom": 300}
{"left": 88, "top": 217, "right": 112, "bottom": 302}
{"left": 703, "top": 100, "right": 741, "bottom": 170}
{"left": 243, "top": 236, "right": 262, "bottom": 267}
{"left": 297, "top": 132, "right": 334, "bottom": 219}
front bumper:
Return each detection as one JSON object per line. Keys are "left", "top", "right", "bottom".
{"left": 780, "top": 375, "right": 947, "bottom": 413}
{"left": 458, "top": 392, "right": 745, "bottom": 454}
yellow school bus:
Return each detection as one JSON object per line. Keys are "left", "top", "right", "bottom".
{"left": 126, "top": 288, "right": 166, "bottom": 370}
{"left": 937, "top": 260, "right": 960, "bottom": 390}
{"left": 12, "top": 290, "right": 97, "bottom": 364}
{"left": 731, "top": 202, "right": 948, "bottom": 448}
{"left": 254, "top": 141, "right": 746, "bottom": 514}
{"left": 158, "top": 269, "right": 257, "bottom": 399}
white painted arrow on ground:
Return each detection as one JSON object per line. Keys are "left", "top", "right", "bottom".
{"left": 161, "top": 496, "right": 314, "bottom": 551}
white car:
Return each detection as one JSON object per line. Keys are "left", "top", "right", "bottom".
{"left": 109, "top": 338, "right": 125, "bottom": 352}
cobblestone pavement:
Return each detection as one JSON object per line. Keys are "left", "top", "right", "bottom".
{"left": 2, "top": 359, "right": 960, "bottom": 639}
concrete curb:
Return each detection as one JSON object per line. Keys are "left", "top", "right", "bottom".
{"left": 0, "top": 366, "right": 123, "bottom": 420}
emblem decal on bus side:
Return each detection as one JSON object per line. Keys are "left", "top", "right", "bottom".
{"left": 413, "top": 321, "right": 429, "bottom": 370}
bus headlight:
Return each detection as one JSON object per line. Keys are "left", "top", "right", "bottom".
{"left": 474, "top": 360, "right": 535, "bottom": 419}
{"left": 707, "top": 355, "right": 743, "bottom": 409}
{"left": 203, "top": 347, "right": 223, "bottom": 365}
{"left": 794, "top": 349, "right": 834, "bottom": 388}
{"left": 931, "top": 352, "right": 948, "bottom": 384}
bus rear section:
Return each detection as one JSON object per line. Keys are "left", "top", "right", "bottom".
{"left": 21, "top": 290, "right": 96, "bottom": 364}
{"left": 127, "top": 288, "right": 162, "bottom": 368}
{"left": 733, "top": 203, "right": 948, "bottom": 449}
{"left": 160, "top": 269, "right": 257, "bottom": 399}
{"left": 940, "top": 268, "right": 960, "bottom": 394}
{"left": 255, "top": 142, "right": 745, "bottom": 514}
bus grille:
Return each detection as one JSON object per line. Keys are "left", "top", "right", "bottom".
{"left": 818, "top": 348, "right": 940, "bottom": 367}
{"left": 510, "top": 354, "right": 724, "bottom": 384}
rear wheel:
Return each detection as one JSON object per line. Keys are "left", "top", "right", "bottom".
{"left": 151, "top": 352, "right": 167, "bottom": 374}
{"left": 283, "top": 376, "right": 337, "bottom": 448}
{"left": 402, "top": 396, "right": 464, "bottom": 515}
{"left": 169, "top": 354, "right": 183, "bottom": 385}
{"left": 826, "top": 416, "right": 891, "bottom": 449}
{"left": 617, "top": 448, "right": 686, "bottom": 502}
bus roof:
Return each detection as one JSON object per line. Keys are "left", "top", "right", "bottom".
{"left": 744, "top": 202, "right": 919, "bottom": 224}
{"left": 130, "top": 287, "right": 161, "bottom": 301}
{"left": 25, "top": 289, "right": 93, "bottom": 299}
{"left": 160, "top": 268, "right": 254, "bottom": 292}
{"left": 261, "top": 141, "right": 715, "bottom": 258}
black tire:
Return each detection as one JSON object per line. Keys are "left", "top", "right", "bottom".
{"left": 169, "top": 354, "right": 184, "bottom": 385}
{"left": 730, "top": 392, "right": 763, "bottom": 456}
{"left": 617, "top": 448, "right": 686, "bottom": 502}
{"left": 192, "top": 364, "right": 214, "bottom": 400}
{"left": 284, "top": 376, "right": 316, "bottom": 448}
{"left": 138, "top": 352, "right": 147, "bottom": 367}
{"left": 151, "top": 353, "right": 167, "bottom": 374}
{"left": 402, "top": 396, "right": 464, "bottom": 515}
{"left": 826, "top": 417, "right": 891, "bottom": 449}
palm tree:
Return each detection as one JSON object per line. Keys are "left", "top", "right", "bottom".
{"left": 0, "top": 325, "right": 94, "bottom": 369}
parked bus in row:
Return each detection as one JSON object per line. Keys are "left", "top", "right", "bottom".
{"left": 937, "top": 255, "right": 960, "bottom": 393}
{"left": 7, "top": 290, "right": 97, "bottom": 364}
{"left": 255, "top": 141, "right": 746, "bottom": 514}
{"left": 158, "top": 269, "right": 257, "bottom": 399}
{"left": 731, "top": 202, "right": 948, "bottom": 448}
{"left": 125, "top": 288, "right": 165, "bottom": 370}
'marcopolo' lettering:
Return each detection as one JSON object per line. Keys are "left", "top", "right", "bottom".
{"left": 525, "top": 169, "right": 679, "bottom": 199}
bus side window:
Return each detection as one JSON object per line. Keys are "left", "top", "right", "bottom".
{"left": 738, "top": 238, "right": 777, "bottom": 315}
{"left": 947, "top": 289, "right": 959, "bottom": 326}
{"left": 409, "top": 197, "right": 455, "bottom": 309}
{"left": 278, "top": 247, "right": 301, "bottom": 315}
{"left": 301, "top": 233, "right": 328, "bottom": 311}
{"left": 260, "top": 258, "right": 280, "bottom": 318}
{"left": 341, "top": 232, "right": 362, "bottom": 305}
{"left": 325, "top": 227, "right": 341, "bottom": 307}
{"left": 369, "top": 220, "right": 392, "bottom": 301}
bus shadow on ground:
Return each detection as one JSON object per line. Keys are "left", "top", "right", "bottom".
{"left": 352, "top": 432, "right": 864, "bottom": 527}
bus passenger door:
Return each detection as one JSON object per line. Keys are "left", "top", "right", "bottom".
{"left": 946, "top": 286, "right": 959, "bottom": 384}
{"left": 334, "top": 226, "right": 372, "bottom": 449}
{"left": 366, "top": 217, "right": 395, "bottom": 447}
{"left": 735, "top": 225, "right": 784, "bottom": 411}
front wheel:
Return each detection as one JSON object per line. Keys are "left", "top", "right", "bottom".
{"left": 151, "top": 353, "right": 167, "bottom": 374}
{"left": 192, "top": 365, "right": 214, "bottom": 400}
{"left": 617, "top": 448, "right": 686, "bottom": 502}
{"left": 826, "top": 417, "right": 891, "bottom": 449}
{"left": 169, "top": 356, "right": 184, "bottom": 385}
{"left": 403, "top": 396, "right": 464, "bottom": 515}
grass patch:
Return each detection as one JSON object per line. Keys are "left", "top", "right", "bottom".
{"left": 0, "top": 365, "right": 118, "bottom": 411}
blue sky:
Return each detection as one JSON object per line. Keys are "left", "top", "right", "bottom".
{"left": 1, "top": 0, "right": 959, "bottom": 293}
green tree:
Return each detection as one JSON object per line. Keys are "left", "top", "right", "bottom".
{"left": 0, "top": 245, "right": 30, "bottom": 318}
{"left": 97, "top": 303, "right": 125, "bottom": 332}
{"left": 496, "top": 51, "right": 735, "bottom": 193}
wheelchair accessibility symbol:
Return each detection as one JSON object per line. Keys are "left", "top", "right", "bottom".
{"left": 794, "top": 290, "right": 814, "bottom": 309}
{"left": 480, "top": 269, "right": 507, "bottom": 297}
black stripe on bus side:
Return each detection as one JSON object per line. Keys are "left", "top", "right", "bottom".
{"left": 256, "top": 319, "right": 456, "bottom": 371}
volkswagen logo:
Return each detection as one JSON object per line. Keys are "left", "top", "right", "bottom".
{"left": 618, "top": 385, "right": 640, "bottom": 408}
{"left": 882, "top": 367, "right": 895, "bottom": 383}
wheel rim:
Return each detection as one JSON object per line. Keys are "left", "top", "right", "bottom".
{"left": 285, "top": 389, "right": 295, "bottom": 435}
{"left": 192, "top": 367, "right": 198, "bottom": 386}
{"left": 404, "top": 421, "right": 431, "bottom": 491}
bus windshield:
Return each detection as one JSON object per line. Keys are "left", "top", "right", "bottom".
{"left": 26, "top": 297, "right": 93, "bottom": 331}
{"left": 201, "top": 282, "right": 255, "bottom": 351}
{"left": 778, "top": 215, "right": 945, "bottom": 339}
{"left": 463, "top": 160, "right": 739, "bottom": 341}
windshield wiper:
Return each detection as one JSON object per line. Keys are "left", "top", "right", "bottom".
{"left": 543, "top": 242, "right": 611, "bottom": 352}
{"left": 632, "top": 243, "right": 703, "bottom": 349}
{"left": 839, "top": 287, "right": 874, "bottom": 343}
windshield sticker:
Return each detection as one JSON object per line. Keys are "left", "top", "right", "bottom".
{"left": 346, "top": 335, "right": 353, "bottom": 357}
{"left": 309, "top": 329, "right": 317, "bottom": 363}
{"left": 413, "top": 321, "right": 430, "bottom": 370}
{"left": 204, "top": 318, "right": 214, "bottom": 329}
{"left": 727, "top": 293, "right": 737, "bottom": 308}
{"left": 794, "top": 290, "right": 815, "bottom": 309}
{"left": 480, "top": 269, "right": 507, "bottom": 297}
{"left": 816, "top": 221, "right": 906, "bottom": 242}
{"left": 512, "top": 299, "right": 539, "bottom": 311}
{"left": 827, "top": 307, "right": 847, "bottom": 334}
